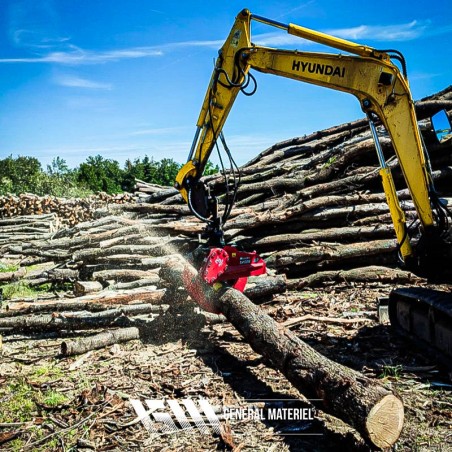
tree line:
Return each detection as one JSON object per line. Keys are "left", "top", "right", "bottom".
{"left": 0, "top": 155, "right": 218, "bottom": 197}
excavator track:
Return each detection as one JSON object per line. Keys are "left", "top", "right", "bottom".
{"left": 389, "top": 287, "right": 452, "bottom": 369}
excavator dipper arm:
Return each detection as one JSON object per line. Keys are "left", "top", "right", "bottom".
{"left": 175, "top": 9, "right": 452, "bottom": 314}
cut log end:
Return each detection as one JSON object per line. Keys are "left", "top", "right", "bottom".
{"left": 366, "top": 394, "right": 404, "bottom": 449}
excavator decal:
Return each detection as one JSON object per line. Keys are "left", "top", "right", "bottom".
{"left": 291, "top": 60, "right": 346, "bottom": 77}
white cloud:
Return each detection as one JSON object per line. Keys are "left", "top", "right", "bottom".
{"left": 0, "top": 18, "right": 438, "bottom": 66}
{"left": 0, "top": 44, "right": 163, "bottom": 64}
{"left": 55, "top": 74, "right": 112, "bottom": 90}
{"left": 250, "top": 21, "right": 431, "bottom": 48}
{"left": 128, "top": 126, "right": 190, "bottom": 136}
{"left": 0, "top": 30, "right": 221, "bottom": 65}
{"left": 325, "top": 21, "right": 429, "bottom": 42}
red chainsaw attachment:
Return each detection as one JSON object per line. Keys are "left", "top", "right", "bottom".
{"left": 199, "top": 245, "right": 266, "bottom": 292}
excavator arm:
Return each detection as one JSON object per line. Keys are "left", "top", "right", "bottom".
{"left": 175, "top": 9, "right": 451, "bottom": 290}
{"left": 175, "top": 9, "right": 445, "bottom": 266}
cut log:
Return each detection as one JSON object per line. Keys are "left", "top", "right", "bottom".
{"left": 0, "top": 303, "right": 164, "bottom": 334}
{"left": 0, "top": 311, "right": 126, "bottom": 333}
{"left": 92, "top": 269, "right": 160, "bottom": 283}
{"left": 243, "top": 275, "right": 287, "bottom": 300}
{"left": 1, "top": 287, "right": 167, "bottom": 310}
{"left": 292, "top": 266, "right": 426, "bottom": 288}
{"left": 61, "top": 327, "right": 140, "bottom": 356}
{"left": 159, "top": 256, "right": 404, "bottom": 449}
{"left": 1, "top": 299, "right": 168, "bottom": 317}
{"left": 266, "top": 239, "right": 397, "bottom": 269}
{"left": 0, "top": 267, "right": 26, "bottom": 283}
{"left": 73, "top": 281, "right": 104, "bottom": 296}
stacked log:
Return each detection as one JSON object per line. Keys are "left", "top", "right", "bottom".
{"left": 3, "top": 88, "right": 450, "bottom": 300}
{"left": 133, "top": 179, "right": 171, "bottom": 200}
{"left": 0, "top": 192, "right": 134, "bottom": 227}
{"left": 124, "top": 90, "right": 452, "bottom": 279}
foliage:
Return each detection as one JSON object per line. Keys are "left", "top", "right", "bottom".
{"left": 77, "top": 155, "right": 124, "bottom": 193}
{"left": 0, "top": 155, "right": 42, "bottom": 194}
{"left": 0, "top": 155, "right": 92, "bottom": 197}
{"left": 0, "top": 154, "right": 220, "bottom": 196}
{"left": 1, "top": 379, "right": 36, "bottom": 423}
{"left": 0, "top": 261, "right": 19, "bottom": 273}
{"left": 0, "top": 281, "right": 50, "bottom": 300}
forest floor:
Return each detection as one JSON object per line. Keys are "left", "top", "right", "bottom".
{"left": 1, "top": 281, "right": 451, "bottom": 451}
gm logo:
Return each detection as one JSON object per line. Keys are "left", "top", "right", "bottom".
{"left": 130, "top": 398, "right": 221, "bottom": 435}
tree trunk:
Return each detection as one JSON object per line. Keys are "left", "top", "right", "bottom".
{"left": 159, "top": 256, "right": 404, "bottom": 449}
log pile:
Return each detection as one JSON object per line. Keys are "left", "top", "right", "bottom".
{"left": 1, "top": 87, "right": 451, "bottom": 449}
{"left": 126, "top": 88, "right": 452, "bottom": 278}
{"left": 133, "top": 179, "right": 171, "bottom": 200}
{"left": 0, "top": 192, "right": 134, "bottom": 227}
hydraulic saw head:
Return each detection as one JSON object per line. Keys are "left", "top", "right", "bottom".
{"left": 188, "top": 243, "right": 266, "bottom": 315}
{"left": 199, "top": 245, "right": 266, "bottom": 292}
{"left": 185, "top": 177, "right": 266, "bottom": 305}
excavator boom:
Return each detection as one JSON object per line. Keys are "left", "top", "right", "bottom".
{"left": 174, "top": 9, "right": 452, "bottom": 364}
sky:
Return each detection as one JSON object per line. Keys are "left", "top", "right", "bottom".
{"left": 1, "top": 0, "right": 451, "bottom": 170}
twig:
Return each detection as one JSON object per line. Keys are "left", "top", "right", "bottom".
{"left": 282, "top": 314, "right": 373, "bottom": 328}
{"left": 23, "top": 401, "right": 108, "bottom": 450}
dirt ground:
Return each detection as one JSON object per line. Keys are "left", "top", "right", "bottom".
{"left": 1, "top": 282, "right": 451, "bottom": 451}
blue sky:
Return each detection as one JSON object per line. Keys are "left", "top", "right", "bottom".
{"left": 1, "top": 0, "right": 451, "bottom": 169}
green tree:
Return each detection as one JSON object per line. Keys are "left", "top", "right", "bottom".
{"left": 41, "top": 157, "right": 90, "bottom": 197}
{"left": 77, "top": 155, "right": 124, "bottom": 193}
{"left": 0, "top": 155, "right": 42, "bottom": 194}
{"left": 204, "top": 161, "right": 220, "bottom": 176}
{"left": 46, "top": 157, "right": 69, "bottom": 176}
{"left": 121, "top": 156, "right": 184, "bottom": 190}
{"left": 154, "top": 158, "right": 181, "bottom": 186}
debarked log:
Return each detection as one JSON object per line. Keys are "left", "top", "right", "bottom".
{"left": 160, "top": 256, "right": 404, "bottom": 449}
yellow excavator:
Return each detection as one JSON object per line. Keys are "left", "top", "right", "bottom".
{"left": 174, "top": 9, "right": 452, "bottom": 366}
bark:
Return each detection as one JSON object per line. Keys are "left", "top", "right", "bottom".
{"left": 292, "top": 266, "right": 425, "bottom": 288}
{"left": 1, "top": 287, "right": 166, "bottom": 308}
{"left": 73, "top": 281, "right": 104, "bottom": 296}
{"left": 1, "top": 299, "right": 168, "bottom": 317}
{"left": 107, "top": 278, "right": 160, "bottom": 291}
{"left": 92, "top": 269, "right": 160, "bottom": 283}
{"left": 0, "top": 310, "right": 128, "bottom": 333}
{"left": 0, "top": 303, "right": 165, "bottom": 334}
{"left": 159, "top": 256, "right": 404, "bottom": 449}
{"left": 266, "top": 239, "right": 397, "bottom": 269}
{"left": 243, "top": 275, "right": 287, "bottom": 300}
{"left": 247, "top": 224, "right": 394, "bottom": 249}
{"left": 25, "top": 269, "right": 79, "bottom": 286}
{"left": 60, "top": 326, "right": 141, "bottom": 356}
